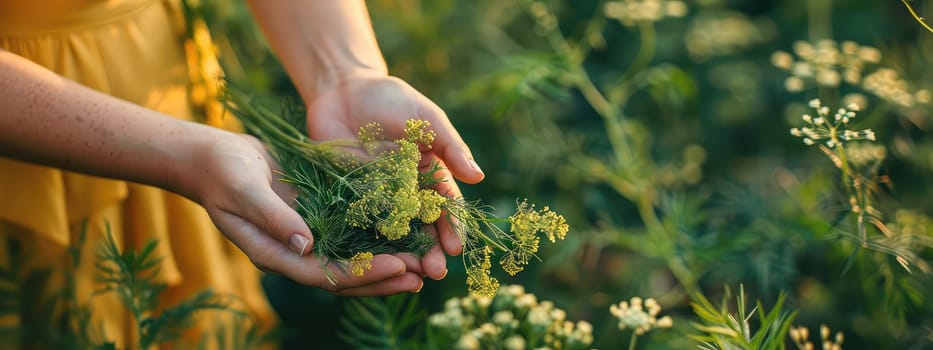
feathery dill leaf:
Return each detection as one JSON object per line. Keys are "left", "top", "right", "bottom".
{"left": 95, "top": 224, "right": 251, "bottom": 349}
{"left": 225, "top": 88, "right": 570, "bottom": 297}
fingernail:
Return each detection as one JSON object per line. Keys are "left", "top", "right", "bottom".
{"left": 288, "top": 234, "right": 311, "bottom": 256}
{"left": 411, "top": 280, "right": 424, "bottom": 293}
{"left": 430, "top": 268, "right": 447, "bottom": 281}
{"left": 468, "top": 158, "right": 484, "bottom": 177}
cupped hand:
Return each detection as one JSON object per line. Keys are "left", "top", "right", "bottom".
{"left": 305, "top": 73, "right": 485, "bottom": 280}
{"left": 182, "top": 132, "right": 423, "bottom": 295}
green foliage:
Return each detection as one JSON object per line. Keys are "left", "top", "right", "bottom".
{"left": 225, "top": 89, "right": 570, "bottom": 297}
{"left": 94, "top": 225, "right": 247, "bottom": 349}
{"left": 0, "top": 221, "right": 270, "bottom": 349}
{"left": 691, "top": 286, "right": 797, "bottom": 350}
{"left": 338, "top": 295, "right": 425, "bottom": 350}
{"left": 198, "top": 0, "right": 933, "bottom": 348}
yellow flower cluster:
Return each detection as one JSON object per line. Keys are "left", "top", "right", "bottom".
{"left": 349, "top": 251, "right": 374, "bottom": 277}
{"left": 346, "top": 120, "right": 447, "bottom": 240}
{"left": 418, "top": 189, "right": 446, "bottom": 223}
{"left": 512, "top": 200, "right": 569, "bottom": 243}
{"left": 403, "top": 119, "right": 436, "bottom": 146}
{"left": 357, "top": 122, "right": 385, "bottom": 154}
{"left": 500, "top": 200, "right": 570, "bottom": 276}
{"left": 466, "top": 246, "right": 500, "bottom": 299}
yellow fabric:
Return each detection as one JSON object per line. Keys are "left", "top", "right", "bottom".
{"left": 0, "top": 0, "right": 274, "bottom": 347}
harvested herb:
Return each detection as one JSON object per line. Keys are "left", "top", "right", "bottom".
{"left": 225, "top": 91, "right": 568, "bottom": 297}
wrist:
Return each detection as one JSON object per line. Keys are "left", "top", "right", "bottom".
{"left": 299, "top": 65, "right": 388, "bottom": 104}
{"left": 162, "top": 123, "right": 241, "bottom": 203}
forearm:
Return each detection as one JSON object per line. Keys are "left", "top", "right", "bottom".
{"left": 247, "top": 0, "right": 388, "bottom": 102}
{"left": 0, "top": 50, "right": 227, "bottom": 199}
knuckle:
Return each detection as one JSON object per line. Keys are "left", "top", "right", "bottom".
{"left": 249, "top": 258, "right": 274, "bottom": 274}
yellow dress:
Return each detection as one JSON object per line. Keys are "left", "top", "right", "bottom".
{"left": 0, "top": 0, "right": 276, "bottom": 347}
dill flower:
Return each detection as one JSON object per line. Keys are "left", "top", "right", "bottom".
{"left": 504, "top": 335, "right": 526, "bottom": 350}
{"left": 772, "top": 39, "right": 882, "bottom": 91}
{"left": 773, "top": 39, "right": 929, "bottom": 111}
{"left": 609, "top": 297, "right": 673, "bottom": 335}
{"left": 604, "top": 0, "right": 688, "bottom": 27}
{"left": 403, "top": 119, "right": 437, "bottom": 146}
{"left": 686, "top": 10, "right": 774, "bottom": 62}
{"left": 466, "top": 246, "right": 500, "bottom": 299}
{"left": 790, "top": 324, "right": 844, "bottom": 350}
{"left": 226, "top": 91, "right": 570, "bottom": 296}
{"left": 417, "top": 189, "right": 446, "bottom": 223}
{"left": 348, "top": 251, "right": 374, "bottom": 277}
{"left": 357, "top": 122, "right": 384, "bottom": 153}
{"left": 428, "top": 285, "right": 594, "bottom": 350}
{"left": 498, "top": 201, "right": 570, "bottom": 276}
{"left": 862, "top": 68, "right": 927, "bottom": 108}
{"left": 790, "top": 99, "right": 875, "bottom": 148}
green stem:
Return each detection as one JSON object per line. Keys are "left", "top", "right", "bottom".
{"left": 902, "top": 0, "right": 933, "bottom": 33}
{"left": 575, "top": 68, "right": 633, "bottom": 163}
{"left": 618, "top": 22, "right": 657, "bottom": 84}
{"left": 637, "top": 194, "right": 700, "bottom": 298}
{"left": 834, "top": 142, "right": 869, "bottom": 246}
{"left": 628, "top": 333, "right": 639, "bottom": 350}
{"left": 576, "top": 68, "right": 617, "bottom": 120}
{"left": 808, "top": 0, "right": 832, "bottom": 41}
{"left": 477, "top": 226, "right": 511, "bottom": 252}
{"left": 576, "top": 0, "right": 611, "bottom": 59}
{"left": 521, "top": 0, "right": 702, "bottom": 301}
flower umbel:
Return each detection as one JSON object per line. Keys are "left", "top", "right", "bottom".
{"left": 227, "top": 90, "right": 571, "bottom": 296}
{"left": 790, "top": 98, "right": 875, "bottom": 149}
{"left": 498, "top": 200, "right": 570, "bottom": 276}
{"left": 604, "top": 0, "right": 688, "bottom": 27}
{"left": 349, "top": 251, "right": 374, "bottom": 277}
{"left": 789, "top": 324, "right": 845, "bottom": 350}
{"left": 428, "top": 285, "right": 594, "bottom": 350}
{"left": 771, "top": 39, "right": 881, "bottom": 92}
{"left": 609, "top": 296, "right": 673, "bottom": 336}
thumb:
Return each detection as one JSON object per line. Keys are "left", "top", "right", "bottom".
{"left": 242, "top": 185, "right": 314, "bottom": 256}
{"left": 417, "top": 97, "right": 485, "bottom": 184}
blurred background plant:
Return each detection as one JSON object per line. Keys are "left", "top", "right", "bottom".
{"left": 185, "top": 0, "right": 933, "bottom": 348}
{"left": 0, "top": 222, "right": 271, "bottom": 349}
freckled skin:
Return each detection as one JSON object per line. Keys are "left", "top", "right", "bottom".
{"left": 0, "top": 48, "right": 422, "bottom": 296}
{"left": 0, "top": 1, "right": 471, "bottom": 295}
{"left": 0, "top": 50, "right": 199, "bottom": 193}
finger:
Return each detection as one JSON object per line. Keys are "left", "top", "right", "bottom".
{"left": 421, "top": 225, "right": 448, "bottom": 280}
{"left": 436, "top": 210, "right": 463, "bottom": 256}
{"left": 396, "top": 252, "right": 425, "bottom": 275}
{"left": 334, "top": 272, "right": 424, "bottom": 296}
{"left": 257, "top": 142, "right": 301, "bottom": 210}
{"left": 239, "top": 184, "right": 315, "bottom": 256}
{"left": 417, "top": 155, "right": 463, "bottom": 256}
{"left": 212, "top": 211, "right": 411, "bottom": 291}
{"left": 312, "top": 254, "right": 409, "bottom": 291}
{"left": 416, "top": 96, "right": 485, "bottom": 184}
{"left": 422, "top": 156, "right": 463, "bottom": 255}
{"left": 419, "top": 153, "right": 462, "bottom": 198}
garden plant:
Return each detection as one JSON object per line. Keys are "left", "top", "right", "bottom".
{"left": 2, "top": 0, "right": 932, "bottom": 349}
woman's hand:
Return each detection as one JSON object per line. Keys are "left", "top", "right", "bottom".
{"left": 305, "top": 73, "right": 485, "bottom": 280}
{"left": 179, "top": 132, "right": 425, "bottom": 295}
{"left": 1, "top": 45, "right": 424, "bottom": 296}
